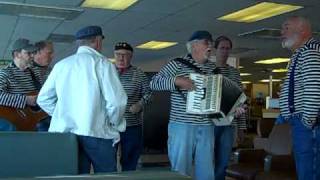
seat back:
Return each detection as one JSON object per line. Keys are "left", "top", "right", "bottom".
{"left": 257, "top": 118, "right": 275, "bottom": 138}
{"left": 0, "top": 132, "right": 78, "bottom": 178}
{"left": 266, "top": 123, "right": 292, "bottom": 155}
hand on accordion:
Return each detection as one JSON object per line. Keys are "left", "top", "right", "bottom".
{"left": 175, "top": 76, "right": 196, "bottom": 91}
{"left": 129, "top": 102, "right": 143, "bottom": 114}
{"left": 234, "top": 105, "right": 247, "bottom": 118}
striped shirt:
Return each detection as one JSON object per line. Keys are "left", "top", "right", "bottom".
{"left": 279, "top": 38, "right": 320, "bottom": 128}
{"left": 218, "top": 65, "right": 247, "bottom": 130}
{"left": 118, "top": 66, "right": 151, "bottom": 126}
{"left": 150, "top": 54, "right": 217, "bottom": 125}
{"left": 0, "top": 62, "right": 46, "bottom": 109}
{"left": 33, "top": 62, "right": 51, "bottom": 81}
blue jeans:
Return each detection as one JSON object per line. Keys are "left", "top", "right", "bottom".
{"left": 77, "top": 135, "right": 117, "bottom": 174}
{"left": 214, "top": 125, "right": 235, "bottom": 180}
{"left": 168, "top": 121, "right": 215, "bottom": 180}
{"left": 118, "top": 125, "right": 143, "bottom": 171}
{"left": 289, "top": 113, "right": 320, "bottom": 180}
{"left": 0, "top": 118, "right": 16, "bottom": 131}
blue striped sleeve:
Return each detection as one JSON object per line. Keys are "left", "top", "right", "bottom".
{"left": 150, "top": 60, "right": 180, "bottom": 91}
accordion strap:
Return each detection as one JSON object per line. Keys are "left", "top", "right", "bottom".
{"left": 174, "top": 58, "right": 221, "bottom": 74}
{"left": 174, "top": 58, "right": 203, "bottom": 74}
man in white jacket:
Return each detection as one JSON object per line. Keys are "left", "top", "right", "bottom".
{"left": 37, "top": 25, "right": 127, "bottom": 174}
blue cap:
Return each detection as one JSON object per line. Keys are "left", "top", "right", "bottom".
{"left": 75, "top": 26, "right": 104, "bottom": 40}
{"left": 188, "top": 30, "right": 213, "bottom": 42}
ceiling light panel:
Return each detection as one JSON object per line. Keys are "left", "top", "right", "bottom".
{"left": 0, "top": 1, "right": 83, "bottom": 20}
{"left": 238, "top": 28, "right": 281, "bottom": 39}
{"left": 259, "top": 79, "right": 282, "bottom": 83}
{"left": 241, "top": 81, "right": 252, "bottom": 84}
{"left": 108, "top": 58, "right": 116, "bottom": 63}
{"left": 240, "top": 73, "right": 252, "bottom": 76}
{"left": 81, "top": 0, "right": 138, "bottom": 10}
{"left": 272, "top": 68, "right": 288, "bottom": 73}
{"left": 254, "top": 58, "right": 290, "bottom": 64}
{"left": 136, "top": 41, "right": 177, "bottom": 50}
{"left": 218, "top": 2, "right": 302, "bottom": 23}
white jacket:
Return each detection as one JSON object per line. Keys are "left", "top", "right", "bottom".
{"left": 37, "top": 46, "right": 127, "bottom": 144}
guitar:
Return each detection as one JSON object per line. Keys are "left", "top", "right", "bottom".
{"left": 0, "top": 94, "right": 48, "bottom": 131}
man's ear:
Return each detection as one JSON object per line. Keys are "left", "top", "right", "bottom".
{"left": 95, "top": 36, "right": 102, "bottom": 51}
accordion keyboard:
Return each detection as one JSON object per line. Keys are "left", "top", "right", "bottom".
{"left": 186, "top": 73, "right": 221, "bottom": 114}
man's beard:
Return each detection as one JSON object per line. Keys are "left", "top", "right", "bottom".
{"left": 282, "top": 34, "right": 298, "bottom": 49}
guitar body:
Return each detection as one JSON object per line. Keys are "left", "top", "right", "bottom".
{"left": 0, "top": 105, "right": 48, "bottom": 131}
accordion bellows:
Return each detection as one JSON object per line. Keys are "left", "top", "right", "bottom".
{"left": 186, "top": 73, "right": 247, "bottom": 126}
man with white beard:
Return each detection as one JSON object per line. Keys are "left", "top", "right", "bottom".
{"left": 150, "top": 30, "right": 216, "bottom": 180}
{"left": 278, "top": 16, "right": 320, "bottom": 180}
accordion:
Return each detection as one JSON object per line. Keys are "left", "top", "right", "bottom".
{"left": 186, "top": 73, "right": 247, "bottom": 126}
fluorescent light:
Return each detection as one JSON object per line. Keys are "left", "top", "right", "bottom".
{"left": 136, "top": 41, "right": 177, "bottom": 50}
{"left": 259, "top": 79, "right": 282, "bottom": 83}
{"left": 240, "top": 73, "right": 252, "bottom": 76}
{"left": 254, "top": 58, "right": 290, "bottom": 64}
{"left": 241, "top": 81, "right": 252, "bottom": 84}
{"left": 218, "top": 2, "right": 302, "bottom": 23}
{"left": 238, "top": 66, "right": 244, "bottom": 69}
{"left": 108, "top": 58, "right": 116, "bottom": 63}
{"left": 272, "top": 68, "right": 288, "bottom": 73}
{"left": 81, "top": 0, "right": 138, "bottom": 10}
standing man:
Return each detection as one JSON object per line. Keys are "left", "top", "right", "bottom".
{"left": 33, "top": 40, "right": 54, "bottom": 73}
{"left": 33, "top": 40, "right": 54, "bottom": 131}
{"left": 279, "top": 16, "right": 320, "bottom": 179}
{"left": 37, "top": 26, "right": 127, "bottom": 174}
{"left": 213, "top": 36, "right": 247, "bottom": 180}
{"left": 150, "top": 30, "right": 215, "bottom": 180}
{"left": 0, "top": 38, "right": 43, "bottom": 131}
{"left": 114, "top": 42, "right": 152, "bottom": 171}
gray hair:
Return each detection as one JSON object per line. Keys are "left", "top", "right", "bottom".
{"left": 76, "top": 36, "right": 97, "bottom": 47}
{"left": 34, "top": 40, "right": 53, "bottom": 53}
{"left": 186, "top": 40, "right": 199, "bottom": 53}
{"left": 287, "top": 16, "right": 312, "bottom": 33}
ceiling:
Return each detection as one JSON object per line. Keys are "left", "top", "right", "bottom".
{"left": 0, "top": 0, "right": 320, "bottom": 83}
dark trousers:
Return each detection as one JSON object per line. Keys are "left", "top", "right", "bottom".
{"left": 36, "top": 116, "right": 51, "bottom": 131}
{"left": 118, "top": 125, "right": 143, "bottom": 171}
{"left": 78, "top": 135, "right": 117, "bottom": 174}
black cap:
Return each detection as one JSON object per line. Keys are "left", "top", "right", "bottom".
{"left": 75, "top": 26, "right": 104, "bottom": 40}
{"left": 188, "top": 30, "right": 213, "bottom": 42}
{"left": 114, "top": 42, "right": 133, "bottom": 52}
{"left": 12, "top": 38, "right": 37, "bottom": 52}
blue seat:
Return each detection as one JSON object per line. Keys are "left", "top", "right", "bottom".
{"left": 0, "top": 132, "right": 78, "bottom": 178}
